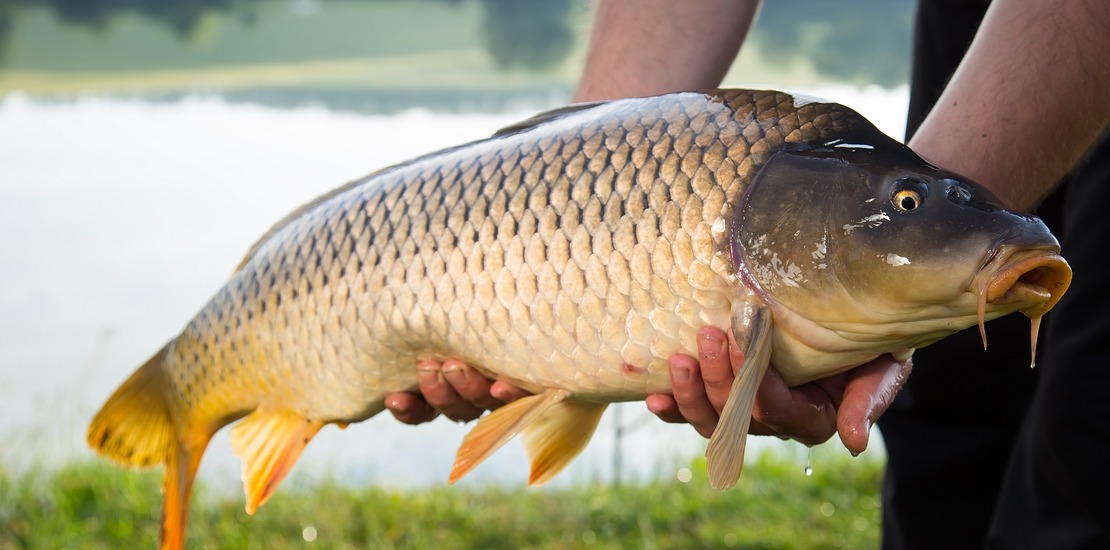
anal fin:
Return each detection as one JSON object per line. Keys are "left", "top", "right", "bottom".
{"left": 705, "top": 298, "right": 773, "bottom": 490}
{"left": 229, "top": 408, "right": 324, "bottom": 514}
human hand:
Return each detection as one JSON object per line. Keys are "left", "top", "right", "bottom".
{"left": 648, "top": 327, "right": 912, "bottom": 455}
{"left": 384, "top": 360, "right": 532, "bottom": 424}
{"left": 386, "top": 328, "right": 910, "bottom": 455}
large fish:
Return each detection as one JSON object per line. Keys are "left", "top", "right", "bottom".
{"left": 88, "top": 89, "right": 1070, "bottom": 549}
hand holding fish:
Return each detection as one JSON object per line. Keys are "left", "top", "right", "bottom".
{"left": 386, "top": 327, "right": 911, "bottom": 456}
{"left": 385, "top": 360, "right": 529, "bottom": 424}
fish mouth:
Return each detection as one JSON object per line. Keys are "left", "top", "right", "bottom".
{"left": 974, "top": 245, "right": 1072, "bottom": 360}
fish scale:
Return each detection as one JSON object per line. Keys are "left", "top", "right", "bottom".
{"left": 90, "top": 89, "right": 1071, "bottom": 550}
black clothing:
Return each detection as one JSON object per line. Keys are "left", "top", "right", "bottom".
{"left": 878, "top": 1, "right": 1110, "bottom": 548}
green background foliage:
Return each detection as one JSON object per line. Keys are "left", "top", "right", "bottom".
{"left": 1, "top": 451, "right": 882, "bottom": 549}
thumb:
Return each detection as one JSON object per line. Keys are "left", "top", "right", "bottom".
{"left": 836, "top": 355, "right": 913, "bottom": 455}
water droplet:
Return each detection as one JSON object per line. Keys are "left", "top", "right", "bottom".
{"left": 804, "top": 448, "right": 813, "bottom": 476}
{"left": 457, "top": 420, "right": 467, "bottom": 427}
{"left": 804, "top": 465, "right": 813, "bottom": 477}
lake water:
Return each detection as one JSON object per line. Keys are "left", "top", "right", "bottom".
{"left": 0, "top": 83, "right": 907, "bottom": 489}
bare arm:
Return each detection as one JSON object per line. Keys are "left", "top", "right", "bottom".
{"left": 910, "top": 0, "right": 1110, "bottom": 210}
{"left": 573, "top": 0, "right": 761, "bottom": 102}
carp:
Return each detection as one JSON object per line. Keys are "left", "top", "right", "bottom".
{"left": 88, "top": 89, "right": 1070, "bottom": 549}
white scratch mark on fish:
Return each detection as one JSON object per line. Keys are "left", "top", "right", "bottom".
{"left": 792, "top": 93, "right": 824, "bottom": 108}
{"left": 711, "top": 218, "right": 727, "bottom": 238}
{"left": 884, "top": 253, "right": 911, "bottom": 266}
{"left": 770, "top": 253, "right": 804, "bottom": 287}
{"left": 811, "top": 241, "right": 827, "bottom": 260}
{"left": 844, "top": 212, "right": 890, "bottom": 234}
{"left": 834, "top": 143, "right": 876, "bottom": 150}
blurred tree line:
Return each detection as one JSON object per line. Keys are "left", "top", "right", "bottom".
{"left": 752, "top": 0, "right": 913, "bottom": 88}
{"left": 0, "top": 0, "right": 577, "bottom": 71}
{"left": 0, "top": 0, "right": 912, "bottom": 86}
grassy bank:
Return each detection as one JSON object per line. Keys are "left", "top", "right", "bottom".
{"left": 0, "top": 452, "right": 881, "bottom": 549}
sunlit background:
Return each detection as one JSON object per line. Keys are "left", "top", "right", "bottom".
{"left": 0, "top": 0, "right": 914, "bottom": 493}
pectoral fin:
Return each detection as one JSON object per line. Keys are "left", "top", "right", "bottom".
{"left": 451, "top": 389, "right": 603, "bottom": 486}
{"left": 705, "top": 298, "right": 773, "bottom": 490}
{"left": 229, "top": 409, "right": 324, "bottom": 514}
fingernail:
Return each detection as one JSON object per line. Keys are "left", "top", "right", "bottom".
{"left": 673, "top": 365, "right": 691, "bottom": 384}
{"left": 442, "top": 363, "right": 467, "bottom": 384}
{"left": 701, "top": 332, "right": 725, "bottom": 360}
{"left": 860, "top": 418, "right": 872, "bottom": 437}
{"left": 417, "top": 366, "right": 441, "bottom": 385}
{"left": 855, "top": 419, "right": 872, "bottom": 454}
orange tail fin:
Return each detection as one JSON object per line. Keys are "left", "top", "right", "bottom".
{"left": 87, "top": 345, "right": 213, "bottom": 550}
{"left": 88, "top": 346, "right": 176, "bottom": 469}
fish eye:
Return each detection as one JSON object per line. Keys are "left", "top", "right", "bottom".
{"left": 890, "top": 178, "right": 929, "bottom": 213}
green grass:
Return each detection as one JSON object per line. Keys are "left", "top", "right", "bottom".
{"left": 0, "top": 451, "right": 882, "bottom": 549}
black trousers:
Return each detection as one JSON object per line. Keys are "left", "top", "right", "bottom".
{"left": 878, "top": 1, "right": 1110, "bottom": 548}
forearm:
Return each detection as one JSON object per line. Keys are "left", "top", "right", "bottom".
{"left": 909, "top": 0, "right": 1110, "bottom": 211}
{"left": 573, "top": 0, "right": 761, "bottom": 102}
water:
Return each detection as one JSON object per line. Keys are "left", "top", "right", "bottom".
{"left": 0, "top": 85, "right": 902, "bottom": 488}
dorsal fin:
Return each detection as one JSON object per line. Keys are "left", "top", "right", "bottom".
{"left": 492, "top": 101, "right": 610, "bottom": 137}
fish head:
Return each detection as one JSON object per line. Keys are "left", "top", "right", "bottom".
{"left": 732, "top": 128, "right": 1071, "bottom": 379}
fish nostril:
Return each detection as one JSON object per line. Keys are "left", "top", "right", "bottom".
{"left": 946, "top": 185, "right": 972, "bottom": 204}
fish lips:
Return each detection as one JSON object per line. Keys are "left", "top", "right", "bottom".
{"left": 977, "top": 245, "right": 1072, "bottom": 318}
